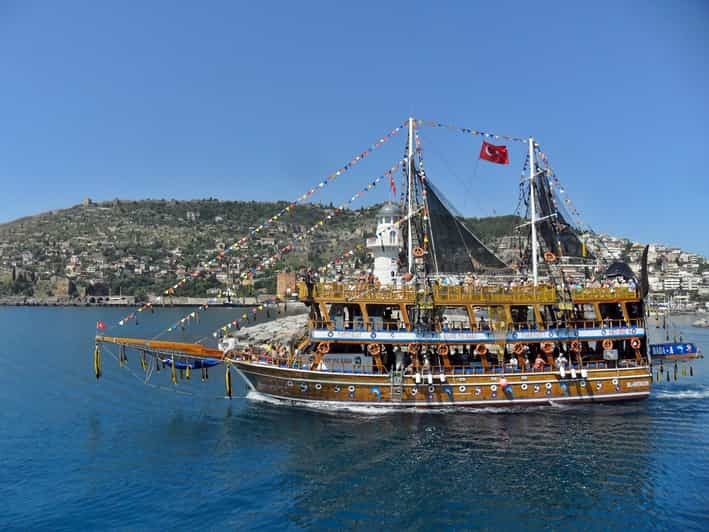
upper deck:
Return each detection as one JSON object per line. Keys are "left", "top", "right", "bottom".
{"left": 298, "top": 281, "right": 639, "bottom": 305}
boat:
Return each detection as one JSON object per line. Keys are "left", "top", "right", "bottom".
{"left": 93, "top": 117, "right": 702, "bottom": 409}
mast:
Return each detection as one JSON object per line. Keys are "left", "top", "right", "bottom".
{"left": 528, "top": 137, "right": 538, "bottom": 286}
{"left": 407, "top": 116, "right": 414, "bottom": 274}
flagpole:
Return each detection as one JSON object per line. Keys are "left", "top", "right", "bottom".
{"left": 528, "top": 137, "right": 538, "bottom": 286}
{"left": 407, "top": 116, "right": 414, "bottom": 274}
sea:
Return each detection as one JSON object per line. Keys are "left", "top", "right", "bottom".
{"left": 0, "top": 306, "right": 708, "bottom": 531}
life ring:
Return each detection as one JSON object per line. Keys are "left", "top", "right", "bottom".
{"left": 411, "top": 387, "right": 418, "bottom": 396}
{"left": 315, "top": 383, "right": 322, "bottom": 390}
{"left": 602, "top": 339, "right": 613, "bottom": 350}
{"left": 413, "top": 246, "right": 425, "bottom": 258}
{"left": 408, "top": 343, "right": 418, "bottom": 354}
{"left": 545, "top": 382, "right": 552, "bottom": 390}
{"left": 437, "top": 345, "right": 449, "bottom": 356}
{"left": 317, "top": 342, "right": 331, "bottom": 354}
{"left": 513, "top": 344, "right": 524, "bottom": 355}
{"left": 348, "top": 385, "right": 356, "bottom": 393}
{"left": 490, "top": 384, "right": 497, "bottom": 392}
{"left": 428, "top": 385, "right": 435, "bottom": 393}
{"left": 541, "top": 342, "right": 555, "bottom": 354}
{"left": 459, "top": 385, "right": 467, "bottom": 393}
{"left": 630, "top": 337, "right": 641, "bottom": 350}
{"left": 612, "top": 378, "right": 619, "bottom": 386}
{"left": 596, "top": 382, "right": 603, "bottom": 390}
{"left": 570, "top": 340, "right": 581, "bottom": 352}
{"left": 475, "top": 344, "right": 488, "bottom": 356}
{"left": 544, "top": 251, "right": 557, "bottom": 263}
{"left": 521, "top": 383, "right": 528, "bottom": 391}
{"left": 367, "top": 343, "right": 381, "bottom": 355}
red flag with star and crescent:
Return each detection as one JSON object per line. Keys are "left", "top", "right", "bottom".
{"left": 389, "top": 174, "right": 396, "bottom": 195}
{"left": 479, "top": 141, "right": 509, "bottom": 165}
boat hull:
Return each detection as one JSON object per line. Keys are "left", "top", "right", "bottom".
{"left": 232, "top": 361, "right": 651, "bottom": 408}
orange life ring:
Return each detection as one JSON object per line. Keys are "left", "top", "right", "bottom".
{"left": 513, "top": 344, "right": 524, "bottom": 355}
{"left": 475, "top": 344, "right": 488, "bottom": 356}
{"left": 541, "top": 342, "right": 555, "bottom": 354}
{"left": 413, "top": 246, "right": 425, "bottom": 258}
{"left": 317, "top": 342, "right": 331, "bottom": 354}
{"left": 437, "top": 345, "right": 449, "bottom": 356}
{"left": 367, "top": 343, "right": 381, "bottom": 355}
{"left": 570, "top": 340, "right": 581, "bottom": 352}
{"left": 602, "top": 338, "right": 613, "bottom": 350}
{"left": 408, "top": 343, "right": 418, "bottom": 354}
{"left": 630, "top": 337, "right": 641, "bottom": 350}
{"left": 544, "top": 251, "right": 557, "bottom": 263}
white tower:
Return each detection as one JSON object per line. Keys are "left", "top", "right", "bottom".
{"left": 366, "top": 203, "right": 401, "bottom": 286}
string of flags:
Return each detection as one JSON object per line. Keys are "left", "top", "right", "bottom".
{"left": 236, "top": 160, "right": 405, "bottom": 280}
{"left": 162, "top": 121, "right": 407, "bottom": 298}
{"left": 159, "top": 160, "right": 403, "bottom": 336}
{"left": 417, "top": 119, "right": 527, "bottom": 144}
{"left": 210, "top": 298, "right": 281, "bottom": 339}
{"left": 118, "top": 303, "right": 152, "bottom": 327}
{"left": 535, "top": 145, "right": 588, "bottom": 231}
{"left": 114, "top": 122, "right": 408, "bottom": 326}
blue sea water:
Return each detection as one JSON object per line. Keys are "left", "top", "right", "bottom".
{"left": 1, "top": 306, "right": 708, "bottom": 530}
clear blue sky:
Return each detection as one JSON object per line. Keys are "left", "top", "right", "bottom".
{"left": 1, "top": 0, "right": 707, "bottom": 255}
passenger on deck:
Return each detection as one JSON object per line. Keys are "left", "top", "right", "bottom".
{"left": 533, "top": 354, "right": 545, "bottom": 370}
{"left": 507, "top": 356, "right": 518, "bottom": 370}
{"left": 555, "top": 352, "right": 568, "bottom": 369}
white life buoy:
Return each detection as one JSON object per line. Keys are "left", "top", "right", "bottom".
{"left": 411, "top": 387, "right": 418, "bottom": 396}
{"left": 459, "top": 385, "right": 467, "bottom": 393}
{"left": 545, "top": 382, "right": 552, "bottom": 390}
{"left": 490, "top": 385, "right": 497, "bottom": 392}
{"left": 315, "top": 383, "right": 322, "bottom": 390}
{"left": 521, "top": 383, "right": 528, "bottom": 391}
{"left": 612, "top": 378, "right": 619, "bottom": 386}
{"left": 428, "top": 385, "right": 435, "bottom": 393}
{"left": 348, "top": 385, "right": 356, "bottom": 393}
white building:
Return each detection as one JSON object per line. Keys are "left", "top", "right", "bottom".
{"left": 366, "top": 203, "right": 401, "bottom": 286}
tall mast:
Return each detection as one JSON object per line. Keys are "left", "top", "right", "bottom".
{"left": 407, "top": 116, "right": 414, "bottom": 274}
{"left": 528, "top": 137, "right": 538, "bottom": 286}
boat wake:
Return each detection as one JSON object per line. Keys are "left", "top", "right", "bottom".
{"left": 244, "top": 390, "right": 582, "bottom": 415}
{"left": 653, "top": 388, "right": 709, "bottom": 401}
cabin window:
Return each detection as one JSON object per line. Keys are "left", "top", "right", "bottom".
{"left": 511, "top": 305, "right": 536, "bottom": 329}
{"left": 473, "top": 305, "right": 505, "bottom": 330}
{"left": 389, "top": 230, "right": 396, "bottom": 245}
{"left": 625, "top": 301, "right": 643, "bottom": 320}
{"left": 573, "top": 304, "right": 596, "bottom": 322}
{"left": 540, "top": 305, "right": 561, "bottom": 327}
{"left": 438, "top": 306, "right": 471, "bottom": 331}
{"left": 328, "top": 303, "right": 364, "bottom": 330}
{"left": 366, "top": 304, "right": 401, "bottom": 331}
{"left": 599, "top": 303, "right": 624, "bottom": 323}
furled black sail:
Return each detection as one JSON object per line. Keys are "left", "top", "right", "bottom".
{"left": 533, "top": 171, "right": 587, "bottom": 257}
{"left": 424, "top": 180, "right": 506, "bottom": 272}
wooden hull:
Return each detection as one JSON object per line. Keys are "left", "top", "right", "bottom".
{"left": 232, "top": 361, "right": 651, "bottom": 409}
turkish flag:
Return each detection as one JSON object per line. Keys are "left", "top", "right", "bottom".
{"left": 96, "top": 321, "right": 106, "bottom": 330}
{"left": 389, "top": 174, "right": 396, "bottom": 195}
{"left": 479, "top": 141, "right": 509, "bottom": 165}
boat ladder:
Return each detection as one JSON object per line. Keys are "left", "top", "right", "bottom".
{"left": 391, "top": 371, "right": 403, "bottom": 402}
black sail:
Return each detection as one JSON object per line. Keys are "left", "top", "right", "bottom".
{"left": 424, "top": 180, "right": 506, "bottom": 272}
{"left": 534, "top": 171, "right": 587, "bottom": 257}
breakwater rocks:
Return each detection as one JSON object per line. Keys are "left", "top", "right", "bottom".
{"left": 233, "top": 307, "right": 309, "bottom": 346}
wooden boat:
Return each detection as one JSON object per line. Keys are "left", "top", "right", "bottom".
{"left": 94, "top": 116, "right": 700, "bottom": 409}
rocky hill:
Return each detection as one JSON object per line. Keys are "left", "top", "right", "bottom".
{"left": 0, "top": 199, "right": 519, "bottom": 299}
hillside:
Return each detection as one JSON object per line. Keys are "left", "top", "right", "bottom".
{"left": 1, "top": 199, "right": 707, "bottom": 311}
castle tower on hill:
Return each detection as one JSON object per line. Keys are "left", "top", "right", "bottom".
{"left": 366, "top": 203, "right": 401, "bottom": 286}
